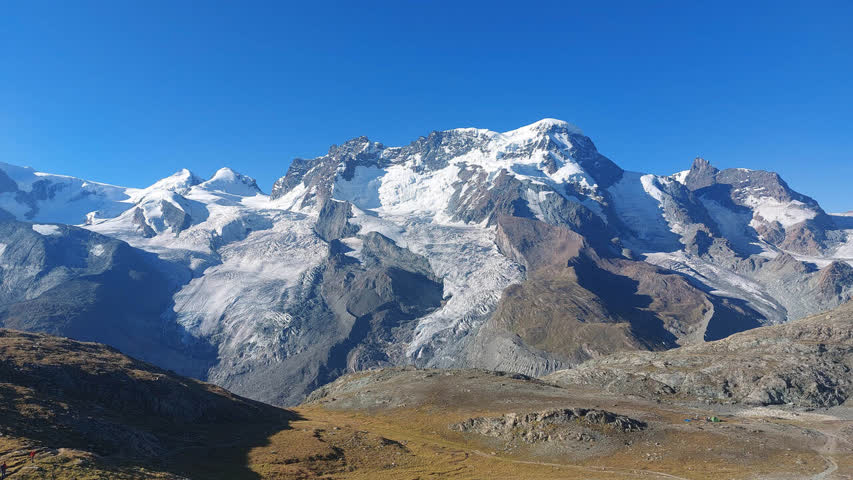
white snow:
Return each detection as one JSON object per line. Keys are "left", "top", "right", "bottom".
{"left": 141, "top": 168, "right": 201, "bottom": 195}
{"left": 524, "top": 189, "right": 547, "bottom": 222}
{"left": 502, "top": 118, "right": 584, "bottom": 136}
{"left": 332, "top": 166, "right": 385, "bottom": 209}
{"left": 643, "top": 251, "right": 787, "bottom": 322}
{"left": 672, "top": 170, "right": 690, "bottom": 184}
{"left": 607, "top": 172, "right": 682, "bottom": 249}
{"left": 77, "top": 163, "right": 333, "bottom": 375}
{"left": 170, "top": 213, "right": 327, "bottom": 369}
{"left": 90, "top": 244, "right": 106, "bottom": 257}
{"left": 640, "top": 174, "right": 667, "bottom": 203}
{"left": 199, "top": 167, "right": 261, "bottom": 196}
{"left": 0, "top": 243, "right": 6, "bottom": 257}
{"left": 339, "top": 237, "right": 364, "bottom": 260}
{"left": 269, "top": 181, "right": 315, "bottom": 213}
{"left": 0, "top": 162, "right": 133, "bottom": 225}
{"left": 745, "top": 196, "right": 818, "bottom": 228}
{"left": 31, "top": 224, "right": 61, "bottom": 236}
{"left": 701, "top": 197, "right": 755, "bottom": 248}
{"left": 829, "top": 231, "right": 853, "bottom": 261}
{"left": 348, "top": 210, "right": 523, "bottom": 360}
{"left": 321, "top": 118, "right": 601, "bottom": 225}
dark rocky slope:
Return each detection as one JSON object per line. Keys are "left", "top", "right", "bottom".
{"left": 546, "top": 299, "right": 853, "bottom": 407}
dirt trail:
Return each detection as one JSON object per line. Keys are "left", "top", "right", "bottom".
{"left": 810, "top": 426, "right": 852, "bottom": 480}
{"left": 811, "top": 455, "right": 839, "bottom": 480}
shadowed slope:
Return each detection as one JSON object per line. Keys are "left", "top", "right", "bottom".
{"left": 0, "top": 329, "right": 297, "bottom": 479}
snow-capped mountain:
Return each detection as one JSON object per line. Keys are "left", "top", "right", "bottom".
{"left": 1, "top": 119, "right": 852, "bottom": 405}
{"left": 0, "top": 161, "right": 132, "bottom": 224}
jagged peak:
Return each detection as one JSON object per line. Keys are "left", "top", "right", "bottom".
{"left": 683, "top": 157, "right": 721, "bottom": 191}
{"left": 443, "top": 127, "right": 494, "bottom": 136}
{"left": 690, "top": 157, "right": 717, "bottom": 172}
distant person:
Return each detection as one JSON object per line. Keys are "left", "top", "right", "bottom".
{"left": 29, "top": 450, "right": 36, "bottom": 462}
{"left": 1, "top": 461, "right": 7, "bottom": 479}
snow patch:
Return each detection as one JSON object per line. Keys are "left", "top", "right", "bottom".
{"left": 643, "top": 251, "right": 786, "bottom": 322}
{"left": 333, "top": 166, "right": 385, "bottom": 210}
{"left": 745, "top": 196, "right": 818, "bottom": 228}
{"left": 701, "top": 197, "right": 755, "bottom": 248}
{"left": 339, "top": 237, "right": 364, "bottom": 260}
{"left": 31, "top": 224, "right": 61, "bottom": 236}
{"left": 672, "top": 170, "right": 689, "bottom": 184}
{"left": 607, "top": 172, "right": 680, "bottom": 249}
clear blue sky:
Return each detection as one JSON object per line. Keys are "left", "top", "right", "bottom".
{"left": 2, "top": 1, "right": 852, "bottom": 210}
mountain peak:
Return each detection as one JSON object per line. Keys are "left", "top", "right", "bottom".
{"left": 209, "top": 166, "right": 239, "bottom": 179}
{"left": 147, "top": 169, "right": 203, "bottom": 194}
{"left": 199, "top": 167, "right": 262, "bottom": 196}
{"left": 683, "top": 157, "right": 720, "bottom": 191}
{"left": 691, "top": 157, "right": 714, "bottom": 169}
{"left": 502, "top": 118, "right": 584, "bottom": 137}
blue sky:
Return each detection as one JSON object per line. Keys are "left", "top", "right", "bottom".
{"left": 2, "top": 1, "right": 852, "bottom": 210}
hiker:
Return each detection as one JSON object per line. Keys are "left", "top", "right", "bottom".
{"left": 1, "top": 461, "right": 7, "bottom": 479}
{"left": 29, "top": 450, "right": 36, "bottom": 462}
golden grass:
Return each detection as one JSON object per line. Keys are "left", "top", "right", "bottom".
{"left": 230, "top": 406, "right": 831, "bottom": 480}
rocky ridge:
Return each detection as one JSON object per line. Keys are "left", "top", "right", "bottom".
{"left": 546, "top": 300, "right": 853, "bottom": 408}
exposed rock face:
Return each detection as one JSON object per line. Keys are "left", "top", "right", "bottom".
{"left": 778, "top": 219, "right": 830, "bottom": 255}
{"left": 319, "top": 233, "right": 443, "bottom": 377}
{"left": 270, "top": 136, "right": 385, "bottom": 207}
{"left": 131, "top": 207, "right": 157, "bottom": 237}
{"left": 451, "top": 408, "right": 646, "bottom": 444}
{"left": 682, "top": 157, "right": 720, "bottom": 191}
{"left": 682, "top": 157, "right": 834, "bottom": 255}
{"left": 313, "top": 198, "right": 359, "bottom": 242}
{"left": 815, "top": 261, "right": 853, "bottom": 299}
{"left": 0, "top": 220, "right": 212, "bottom": 374}
{"left": 546, "top": 300, "right": 853, "bottom": 408}
{"left": 467, "top": 216, "right": 763, "bottom": 376}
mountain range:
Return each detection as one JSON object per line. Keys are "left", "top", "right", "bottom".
{"left": 2, "top": 118, "right": 852, "bottom": 406}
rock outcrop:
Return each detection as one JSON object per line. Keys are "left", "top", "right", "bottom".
{"left": 452, "top": 408, "right": 646, "bottom": 444}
